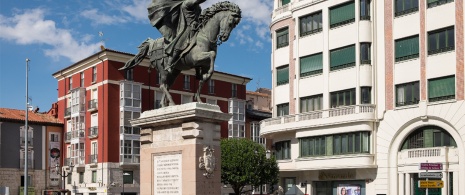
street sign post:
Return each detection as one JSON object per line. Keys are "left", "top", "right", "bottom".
{"left": 418, "top": 180, "right": 444, "bottom": 188}
{"left": 419, "top": 172, "right": 443, "bottom": 179}
{"left": 419, "top": 163, "right": 443, "bottom": 170}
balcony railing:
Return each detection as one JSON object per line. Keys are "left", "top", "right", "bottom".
{"left": 71, "top": 104, "right": 85, "bottom": 114}
{"left": 67, "top": 156, "right": 85, "bottom": 166}
{"left": 398, "top": 147, "right": 458, "bottom": 165}
{"left": 89, "top": 154, "right": 98, "bottom": 164}
{"left": 261, "top": 104, "right": 375, "bottom": 134}
{"left": 20, "top": 137, "right": 34, "bottom": 147}
{"left": 20, "top": 159, "right": 34, "bottom": 169}
{"left": 65, "top": 107, "right": 71, "bottom": 118}
{"left": 88, "top": 99, "right": 98, "bottom": 111}
{"left": 88, "top": 127, "right": 98, "bottom": 138}
{"left": 120, "top": 155, "right": 140, "bottom": 164}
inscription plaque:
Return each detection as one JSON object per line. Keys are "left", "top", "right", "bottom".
{"left": 154, "top": 153, "right": 182, "bottom": 195}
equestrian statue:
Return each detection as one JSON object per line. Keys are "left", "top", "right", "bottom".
{"left": 119, "top": 0, "right": 241, "bottom": 107}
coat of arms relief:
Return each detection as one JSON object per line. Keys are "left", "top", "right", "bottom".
{"left": 199, "top": 145, "right": 216, "bottom": 178}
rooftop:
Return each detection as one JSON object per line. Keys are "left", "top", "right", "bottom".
{"left": 0, "top": 108, "right": 63, "bottom": 126}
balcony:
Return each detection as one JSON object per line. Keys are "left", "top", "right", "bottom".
{"left": 89, "top": 154, "right": 98, "bottom": 164}
{"left": 88, "top": 99, "right": 98, "bottom": 112}
{"left": 65, "top": 132, "right": 72, "bottom": 143}
{"left": 88, "top": 127, "right": 98, "bottom": 139}
{"left": 260, "top": 104, "right": 375, "bottom": 136}
{"left": 397, "top": 147, "right": 459, "bottom": 166}
{"left": 64, "top": 107, "right": 71, "bottom": 118}
{"left": 20, "top": 159, "right": 34, "bottom": 169}
{"left": 20, "top": 137, "right": 33, "bottom": 148}
{"left": 120, "top": 155, "right": 140, "bottom": 166}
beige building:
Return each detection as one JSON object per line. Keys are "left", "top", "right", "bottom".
{"left": 263, "top": 0, "right": 464, "bottom": 194}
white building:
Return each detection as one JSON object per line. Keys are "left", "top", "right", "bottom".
{"left": 262, "top": 0, "right": 464, "bottom": 194}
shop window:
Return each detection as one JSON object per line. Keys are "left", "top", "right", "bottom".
{"left": 428, "top": 75, "right": 455, "bottom": 102}
{"left": 300, "top": 94, "right": 323, "bottom": 113}
{"left": 276, "top": 65, "right": 289, "bottom": 85}
{"left": 428, "top": 26, "right": 455, "bottom": 55}
{"left": 395, "top": 35, "right": 419, "bottom": 62}
{"left": 300, "top": 53, "right": 322, "bottom": 77}
{"left": 300, "top": 11, "right": 322, "bottom": 37}
{"left": 330, "top": 1, "right": 355, "bottom": 28}
{"left": 330, "top": 45, "right": 356, "bottom": 71}
{"left": 330, "top": 88, "right": 356, "bottom": 108}
{"left": 276, "top": 28, "right": 289, "bottom": 49}
{"left": 396, "top": 81, "right": 420, "bottom": 107}
{"left": 400, "top": 126, "right": 457, "bottom": 150}
{"left": 275, "top": 140, "right": 291, "bottom": 160}
{"left": 395, "top": 0, "right": 418, "bottom": 17}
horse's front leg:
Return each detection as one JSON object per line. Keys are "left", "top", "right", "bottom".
{"left": 192, "top": 51, "right": 216, "bottom": 102}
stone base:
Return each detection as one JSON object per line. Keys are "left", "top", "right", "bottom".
{"left": 131, "top": 103, "right": 231, "bottom": 195}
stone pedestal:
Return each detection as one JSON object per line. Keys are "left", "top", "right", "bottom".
{"left": 131, "top": 103, "right": 231, "bottom": 195}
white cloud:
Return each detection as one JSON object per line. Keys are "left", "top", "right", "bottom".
{"left": 0, "top": 8, "right": 101, "bottom": 62}
{"left": 80, "top": 9, "right": 129, "bottom": 25}
{"left": 121, "top": 0, "right": 151, "bottom": 21}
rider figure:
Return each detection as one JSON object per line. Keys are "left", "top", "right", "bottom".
{"left": 148, "top": 0, "right": 206, "bottom": 72}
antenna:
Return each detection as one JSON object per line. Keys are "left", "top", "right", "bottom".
{"left": 99, "top": 31, "right": 106, "bottom": 50}
{"left": 255, "top": 78, "right": 261, "bottom": 91}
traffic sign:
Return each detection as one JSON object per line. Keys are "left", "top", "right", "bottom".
{"left": 419, "top": 172, "right": 443, "bottom": 178}
{"left": 419, "top": 163, "right": 443, "bottom": 170}
{"left": 418, "top": 180, "right": 443, "bottom": 188}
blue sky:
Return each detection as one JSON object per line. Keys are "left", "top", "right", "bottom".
{"left": 0, "top": 0, "right": 273, "bottom": 111}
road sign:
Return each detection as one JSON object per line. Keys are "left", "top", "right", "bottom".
{"left": 419, "top": 163, "right": 443, "bottom": 170}
{"left": 419, "top": 172, "right": 443, "bottom": 178}
{"left": 418, "top": 180, "right": 444, "bottom": 188}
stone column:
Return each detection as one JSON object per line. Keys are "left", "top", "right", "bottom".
{"left": 131, "top": 103, "right": 231, "bottom": 195}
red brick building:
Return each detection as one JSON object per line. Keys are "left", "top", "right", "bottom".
{"left": 52, "top": 48, "right": 250, "bottom": 195}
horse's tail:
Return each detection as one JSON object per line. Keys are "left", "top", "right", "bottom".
{"left": 119, "top": 39, "right": 152, "bottom": 70}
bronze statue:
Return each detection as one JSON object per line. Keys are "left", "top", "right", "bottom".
{"left": 120, "top": 0, "right": 241, "bottom": 107}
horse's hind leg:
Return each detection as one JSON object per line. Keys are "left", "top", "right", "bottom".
{"left": 192, "top": 51, "right": 216, "bottom": 102}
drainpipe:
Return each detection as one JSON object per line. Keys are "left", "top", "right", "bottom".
{"left": 97, "top": 53, "right": 105, "bottom": 188}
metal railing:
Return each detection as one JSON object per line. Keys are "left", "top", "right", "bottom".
{"left": 120, "top": 155, "right": 140, "bottom": 164}
{"left": 89, "top": 154, "right": 98, "bottom": 163}
{"left": 88, "top": 127, "right": 98, "bottom": 138}
{"left": 88, "top": 99, "right": 98, "bottom": 110}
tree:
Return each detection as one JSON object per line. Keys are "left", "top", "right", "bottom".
{"left": 221, "top": 138, "right": 279, "bottom": 195}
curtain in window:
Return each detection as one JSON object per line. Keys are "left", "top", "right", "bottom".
{"left": 330, "top": 45, "right": 356, "bottom": 68}
{"left": 330, "top": 2, "right": 355, "bottom": 26}
{"left": 428, "top": 76, "right": 455, "bottom": 100}
{"left": 300, "top": 53, "right": 323, "bottom": 76}
{"left": 395, "top": 36, "right": 419, "bottom": 59}
{"left": 277, "top": 66, "right": 289, "bottom": 85}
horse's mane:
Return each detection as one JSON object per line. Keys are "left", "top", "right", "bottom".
{"left": 198, "top": 1, "right": 241, "bottom": 25}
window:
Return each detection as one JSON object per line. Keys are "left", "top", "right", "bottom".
{"left": 395, "top": 0, "right": 418, "bottom": 17}
{"left": 208, "top": 79, "right": 215, "bottom": 94}
{"left": 125, "top": 69, "right": 133, "bottom": 81}
{"left": 228, "top": 99, "right": 245, "bottom": 138}
{"left": 401, "top": 126, "right": 457, "bottom": 150}
{"left": 330, "top": 45, "right": 356, "bottom": 71}
{"left": 157, "top": 72, "right": 162, "bottom": 85}
{"left": 395, "top": 35, "right": 419, "bottom": 62}
{"left": 90, "top": 141, "right": 98, "bottom": 163}
{"left": 280, "top": 0, "right": 290, "bottom": 6}
{"left": 428, "top": 75, "right": 455, "bottom": 102}
{"left": 92, "top": 67, "right": 97, "bottom": 82}
{"left": 183, "top": 75, "right": 190, "bottom": 90}
{"left": 276, "top": 65, "right": 289, "bottom": 85}
{"left": 251, "top": 122, "right": 265, "bottom": 145}
{"left": 232, "top": 84, "right": 237, "bottom": 98}
{"left": 50, "top": 133, "right": 59, "bottom": 142}
{"left": 80, "top": 72, "right": 84, "bottom": 87}
{"left": 329, "top": 1, "right": 355, "bottom": 28}
{"left": 332, "top": 131, "right": 370, "bottom": 155}
{"left": 361, "top": 87, "right": 371, "bottom": 104}
{"left": 428, "top": 26, "right": 455, "bottom": 55}
{"left": 120, "top": 111, "right": 141, "bottom": 134}
{"left": 360, "top": 0, "right": 371, "bottom": 20}
{"left": 120, "top": 140, "right": 140, "bottom": 163}
{"left": 275, "top": 140, "right": 291, "bottom": 160}
{"left": 330, "top": 88, "right": 356, "bottom": 107}
{"left": 68, "top": 173, "right": 72, "bottom": 184}
{"left": 21, "top": 175, "right": 32, "bottom": 186}
{"left": 20, "top": 126, "right": 33, "bottom": 147}
{"left": 120, "top": 82, "right": 141, "bottom": 108}
{"left": 123, "top": 171, "right": 133, "bottom": 184}
{"left": 79, "top": 172, "right": 84, "bottom": 183}
{"left": 396, "top": 81, "right": 419, "bottom": 106}
{"left": 300, "top": 135, "right": 326, "bottom": 157}
{"left": 69, "top": 77, "right": 73, "bottom": 90}
{"left": 91, "top": 171, "right": 97, "bottom": 183}
{"left": 155, "top": 91, "right": 163, "bottom": 109}
{"left": 360, "top": 43, "right": 371, "bottom": 64}
{"left": 300, "top": 95, "right": 323, "bottom": 113}
{"left": 19, "top": 149, "right": 34, "bottom": 169}
{"left": 71, "top": 142, "right": 85, "bottom": 165}
{"left": 181, "top": 94, "right": 192, "bottom": 104}
{"left": 277, "top": 103, "right": 289, "bottom": 116}
{"left": 300, "top": 53, "right": 322, "bottom": 77}
{"left": 276, "top": 28, "right": 289, "bottom": 49}
{"left": 283, "top": 178, "right": 296, "bottom": 193}
{"left": 428, "top": 0, "right": 454, "bottom": 8}
{"left": 300, "top": 11, "right": 322, "bottom": 37}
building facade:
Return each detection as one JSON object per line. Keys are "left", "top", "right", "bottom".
{"left": 263, "top": 0, "right": 464, "bottom": 194}
{"left": 0, "top": 107, "right": 63, "bottom": 195}
{"left": 52, "top": 48, "right": 250, "bottom": 195}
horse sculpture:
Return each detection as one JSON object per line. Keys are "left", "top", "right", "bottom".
{"left": 120, "top": 1, "right": 241, "bottom": 107}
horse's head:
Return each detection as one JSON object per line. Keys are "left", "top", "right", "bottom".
{"left": 219, "top": 11, "right": 241, "bottom": 42}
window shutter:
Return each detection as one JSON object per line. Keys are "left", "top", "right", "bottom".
{"left": 428, "top": 76, "right": 455, "bottom": 99}
{"left": 395, "top": 36, "right": 419, "bottom": 59}
{"left": 300, "top": 53, "right": 323, "bottom": 76}
{"left": 330, "top": 2, "right": 355, "bottom": 26}
{"left": 330, "top": 45, "right": 355, "bottom": 68}
{"left": 277, "top": 66, "right": 289, "bottom": 85}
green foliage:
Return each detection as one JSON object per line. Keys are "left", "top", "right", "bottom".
{"left": 221, "top": 138, "right": 279, "bottom": 195}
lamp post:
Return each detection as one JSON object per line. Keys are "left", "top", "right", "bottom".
{"left": 56, "top": 162, "right": 74, "bottom": 193}
{"left": 265, "top": 150, "right": 272, "bottom": 195}
{"left": 122, "top": 172, "right": 130, "bottom": 195}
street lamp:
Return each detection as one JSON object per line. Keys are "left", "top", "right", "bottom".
{"left": 122, "top": 172, "right": 131, "bottom": 195}
{"left": 56, "top": 162, "right": 74, "bottom": 192}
